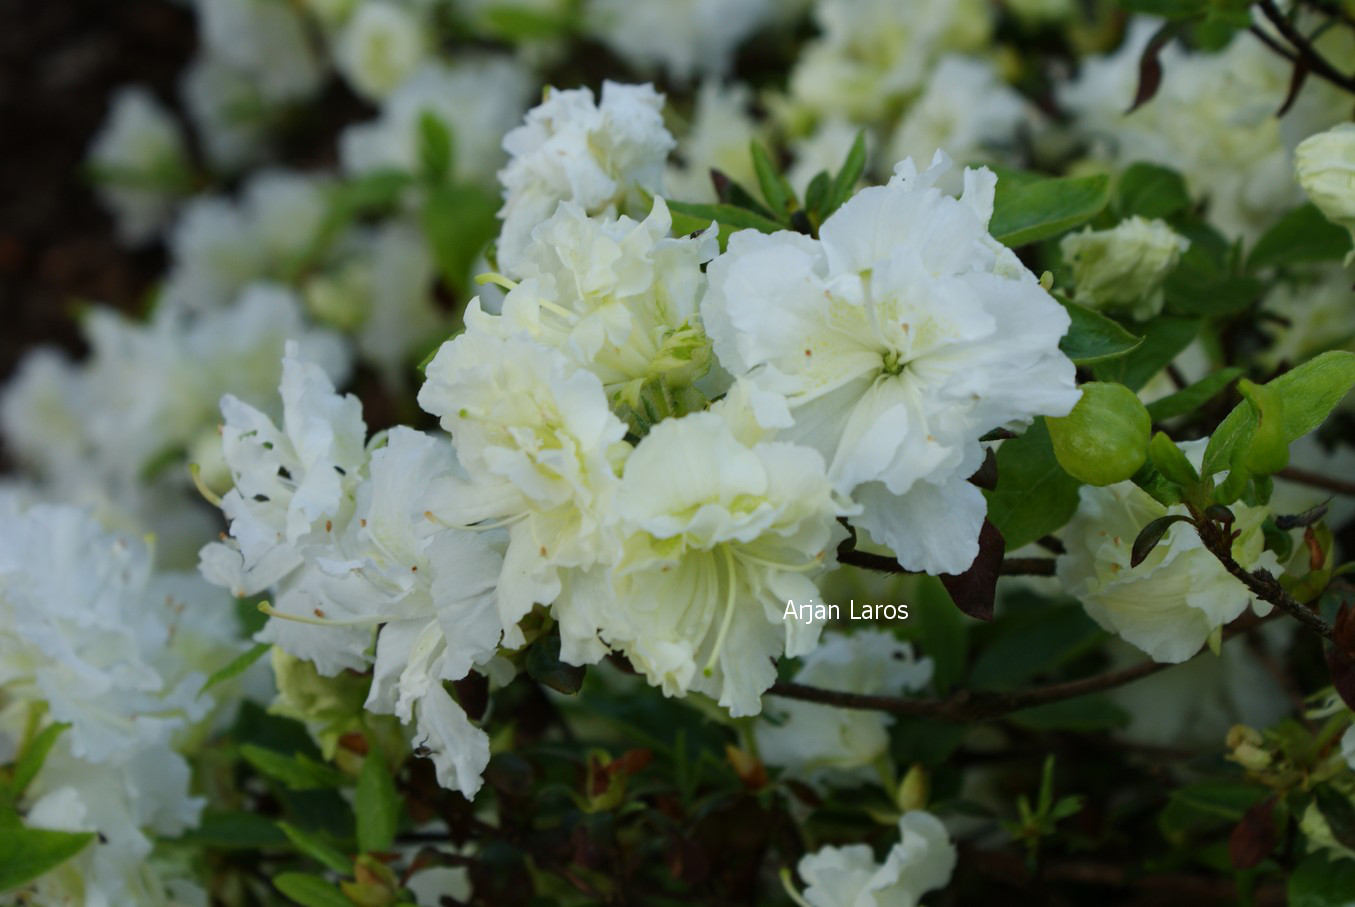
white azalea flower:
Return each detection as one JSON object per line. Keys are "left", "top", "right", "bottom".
{"left": 1296, "top": 123, "right": 1355, "bottom": 261}
{"left": 794, "top": 811, "right": 957, "bottom": 907}
{"left": 1056, "top": 443, "right": 1280, "bottom": 663}
{"left": 756, "top": 631, "right": 932, "bottom": 786}
{"left": 1061, "top": 216, "right": 1190, "bottom": 321}
{"left": 340, "top": 57, "right": 533, "bottom": 186}
{"left": 334, "top": 0, "right": 430, "bottom": 101}
{"left": 87, "top": 86, "right": 191, "bottom": 246}
{"left": 418, "top": 332, "right": 630, "bottom": 662}
{"left": 601, "top": 410, "right": 852, "bottom": 717}
{"left": 466, "top": 197, "right": 717, "bottom": 417}
{"left": 497, "top": 81, "right": 675, "bottom": 271}
{"left": 180, "top": 55, "right": 273, "bottom": 171}
{"left": 703, "top": 154, "right": 1079, "bottom": 574}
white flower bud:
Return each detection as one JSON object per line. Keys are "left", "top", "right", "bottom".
{"left": 1296, "top": 123, "right": 1355, "bottom": 263}
{"left": 1060, "top": 216, "right": 1190, "bottom": 321}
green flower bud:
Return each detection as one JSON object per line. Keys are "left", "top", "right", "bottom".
{"left": 1060, "top": 216, "right": 1189, "bottom": 321}
{"left": 1047, "top": 382, "right": 1151, "bottom": 485}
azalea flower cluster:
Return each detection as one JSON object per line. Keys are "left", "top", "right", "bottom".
{"left": 200, "top": 81, "right": 1080, "bottom": 801}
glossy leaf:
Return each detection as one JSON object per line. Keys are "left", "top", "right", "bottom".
{"left": 0, "top": 826, "right": 95, "bottom": 890}
{"left": 991, "top": 173, "right": 1111, "bottom": 247}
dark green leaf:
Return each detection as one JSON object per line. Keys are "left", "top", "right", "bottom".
{"left": 7, "top": 723, "right": 68, "bottom": 798}
{"left": 0, "top": 827, "right": 95, "bottom": 890}
{"left": 355, "top": 750, "right": 400, "bottom": 854}
{"left": 1315, "top": 787, "right": 1355, "bottom": 851}
{"left": 1114, "top": 162, "right": 1191, "bottom": 219}
{"left": 1092, "top": 315, "right": 1199, "bottom": 391}
{"left": 475, "top": 5, "right": 576, "bottom": 40}
{"left": 526, "top": 633, "right": 586, "bottom": 694}
{"left": 1290, "top": 853, "right": 1355, "bottom": 907}
{"left": 422, "top": 184, "right": 499, "bottom": 292}
{"left": 663, "top": 199, "right": 784, "bottom": 236}
{"left": 1159, "top": 782, "right": 1266, "bottom": 841}
{"left": 1249, "top": 204, "right": 1353, "bottom": 271}
{"left": 174, "top": 810, "right": 290, "bottom": 849}
{"left": 201, "top": 642, "right": 270, "bottom": 695}
{"left": 970, "top": 603, "right": 1104, "bottom": 691}
{"left": 1117, "top": 0, "right": 1207, "bottom": 19}
{"left": 803, "top": 171, "right": 830, "bottom": 218}
{"left": 1163, "top": 244, "right": 1262, "bottom": 317}
{"left": 417, "top": 112, "right": 454, "bottom": 185}
{"left": 823, "top": 130, "right": 867, "bottom": 218}
{"left": 1145, "top": 367, "right": 1242, "bottom": 420}
{"left": 1056, "top": 297, "right": 1143, "bottom": 364}
{"left": 274, "top": 872, "right": 354, "bottom": 907}
{"left": 991, "top": 173, "right": 1110, "bottom": 247}
{"left": 750, "top": 142, "right": 795, "bottom": 219}
{"left": 239, "top": 744, "right": 348, "bottom": 791}
{"left": 1130, "top": 515, "right": 1193, "bottom": 567}
{"left": 984, "top": 420, "right": 1083, "bottom": 549}
{"left": 1009, "top": 695, "right": 1129, "bottom": 731}
{"left": 278, "top": 823, "right": 351, "bottom": 876}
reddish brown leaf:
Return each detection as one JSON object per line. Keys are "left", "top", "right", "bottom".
{"left": 1229, "top": 795, "right": 1277, "bottom": 870}
{"left": 968, "top": 447, "right": 998, "bottom": 491}
{"left": 940, "top": 520, "right": 1005, "bottom": 622}
{"left": 1277, "top": 58, "right": 1310, "bottom": 117}
{"left": 1129, "top": 23, "right": 1179, "bottom": 114}
{"left": 1328, "top": 644, "right": 1355, "bottom": 711}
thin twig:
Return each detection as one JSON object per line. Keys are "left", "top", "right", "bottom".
{"left": 1258, "top": 0, "right": 1355, "bottom": 94}
{"left": 836, "top": 549, "right": 1056, "bottom": 577}
{"left": 1197, "top": 519, "right": 1333, "bottom": 640}
{"left": 1276, "top": 465, "right": 1355, "bottom": 497}
{"left": 766, "top": 616, "right": 1268, "bottom": 722}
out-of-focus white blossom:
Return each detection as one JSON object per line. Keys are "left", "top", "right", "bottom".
{"left": 1059, "top": 20, "right": 1348, "bottom": 241}
{"left": 786, "top": 117, "right": 868, "bottom": 199}
{"left": 667, "top": 81, "right": 765, "bottom": 204}
{"left": 788, "top": 0, "right": 993, "bottom": 122}
{"left": 180, "top": 56, "right": 274, "bottom": 171}
{"left": 756, "top": 631, "right": 932, "bottom": 785}
{"left": 340, "top": 58, "right": 533, "bottom": 185}
{"left": 887, "top": 55, "right": 1032, "bottom": 180}
{"left": 1057, "top": 443, "right": 1280, "bottom": 663}
{"left": 1296, "top": 123, "right": 1355, "bottom": 261}
{"left": 584, "top": 0, "right": 774, "bottom": 82}
{"left": 1061, "top": 216, "right": 1189, "bottom": 321}
{"left": 497, "top": 82, "right": 675, "bottom": 271}
{"left": 703, "top": 155, "right": 1079, "bottom": 575}
{"left": 193, "top": 0, "right": 326, "bottom": 103}
{"left": 335, "top": 0, "right": 431, "bottom": 102}
{"left": 87, "top": 87, "right": 191, "bottom": 246}
{"left": 794, "top": 811, "right": 957, "bottom": 907}
{"left": 1260, "top": 265, "right": 1355, "bottom": 368}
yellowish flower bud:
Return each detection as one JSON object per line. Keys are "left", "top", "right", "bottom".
{"left": 1296, "top": 124, "right": 1355, "bottom": 264}
{"left": 1060, "top": 216, "right": 1189, "bottom": 320}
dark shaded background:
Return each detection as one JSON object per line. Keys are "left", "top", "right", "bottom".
{"left": 0, "top": 0, "right": 195, "bottom": 390}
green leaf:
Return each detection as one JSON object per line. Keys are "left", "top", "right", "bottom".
{"left": 990, "top": 172, "right": 1110, "bottom": 247}
{"left": 279, "top": 823, "right": 352, "bottom": 876}
{"left": 422, "top": 184, "right": 499, "bottom": 292}
{"left": 1203, "top": 351, "right": 1355, "bottom": 475}
{"left": 803, "top": 171, "right": 830, "bottom": 218}
{"left": 1159, "top": 781, "right": 1266, "bottom": 842}
{"left": 526, "top": 632, "right": 587, "bottom": 694}
{"left": 664, "top": 199, "right": 784, "bottom": 236}
{"left": 239, "top": 744, "right": 348, "bottom": 791}
{"left": 0, "top": 826, "right": 96, "bottom": 890}
{"left": 1148, "top": 432, "right": 1200, "bottom": 487}
{"left": 201, "top": 642, "right": 270, "bottom": 696}
{"left": 1248, "top": 204, "right": 1353, "bottom": 271}
{"left": 417, "top": 112, "right": 454, "bottom": 185}
{"left": 475, "top": 4, "right": 576, "bottom": 40}
{"left": 1056, "top": 297, "right": 1143, "bottom": 364}
{"left": 1113, "top": 162, "right": 1191, "bottom": 219}
{"left": 1117, "top": 0, "right": 1207, "bottom": 17}
{"left": 1009, "top": 695, "right": 1129, "bottom": 731}
{"left": 355, "top": 750, "right": 400, "bottom": 854}
{"left": 970, "top": 602, "right": 1104, "bottom": 691}
{"left": 905, "top": 577, "right": 971, "bottom": 694}
{"left": 1236, "top": 379, "right": 1289, "bottom": 475}
{"left": 823, "top": 130, "right": 868, "bottom": 218}
{"left": 1290, "top": 854, "right": 1355, "bottom": 907}
{"left": 174, "top": 809, "right": 289, "bottom": 849}
{"left": 751, "top": 142, "right": 795, "bottom": 219}
{"left": 983, "top": 420, "right": 1083, "bottom": 549}
{"left": 1163, "top": 244, "right": 1263, "bottom": 317}
{"left": 7, "top": 723, "right": 68, "bottom": 798}
{"left": 1144, "top": 367, "right": 1242, "bottom": 420}
{"left": 1130, "top": 515, "right": 1193, "bottom": 568}
{"left": 274, "top": 872, "right": 355, "bottom": 907}
{"left": 1314, "top": 787, "right": 1355, "bottom": 851}
{"left": 1092, "top": 315, "right": 1199, "bottom": 391}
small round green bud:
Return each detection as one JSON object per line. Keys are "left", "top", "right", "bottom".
{"left": 1047, "top": 382, "right": 1151, "bottom": 486}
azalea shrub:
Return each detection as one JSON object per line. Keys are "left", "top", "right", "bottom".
{"left": 6, "top": 0, "right": 1355, "bottom": 904}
